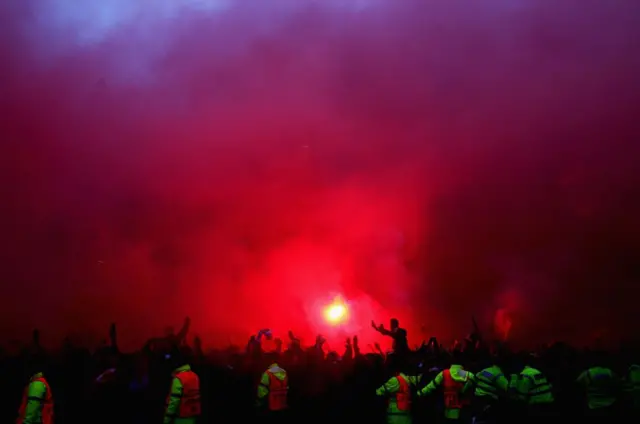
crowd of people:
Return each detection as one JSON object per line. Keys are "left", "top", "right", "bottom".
{"left": 3, "top": 316, "right": 639, "bottom": 424}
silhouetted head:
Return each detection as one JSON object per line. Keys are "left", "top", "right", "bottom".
{"left": 264, "top": 352, "right": 280, "bottom": 367}
{"left": 169, "top": 345, "right": 192, "bottom": 369}
{"left": 451, "top": 348, "right": 464, "bottom": 365}
{"left": 25, "top": 353, "right": 47, "bottom": 377}
{"left": 390, "top": 318, "right": 399, "bottom": 330}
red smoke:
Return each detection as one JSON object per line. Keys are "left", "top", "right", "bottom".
{"left": 1, "top": 1, "right": 639, "bottom": 350}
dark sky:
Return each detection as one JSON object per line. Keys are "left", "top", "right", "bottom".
{"left": 1, "top": 0, "right": 639, "bottom": 349}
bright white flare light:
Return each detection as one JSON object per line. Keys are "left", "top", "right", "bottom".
{"left": 324, "top": 298, "right": 348, "bottom": 324}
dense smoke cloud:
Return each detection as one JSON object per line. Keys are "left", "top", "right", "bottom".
{"left": 1, "top": 0, "right": 639, "bottom": 349}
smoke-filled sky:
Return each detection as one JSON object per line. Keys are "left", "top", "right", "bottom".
{"left": 1, "top": 0, "right": 639, "bottom": 350}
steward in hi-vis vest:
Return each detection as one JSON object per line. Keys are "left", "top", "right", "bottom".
{"left": 17, "top": 372, "right": 54, "bottom": 424}
{"left": 419, "top": 362, "right": 474, "bottom": 420}
{"left": 257, "top": 352, "right": 290, "bottom": 424}
{"left": 257, "top": 362, "right": 289, "bottom": 412}
{"left": 376, "top": 354, "right": 419, "bottom": 424}
{"left": 164, "top": 348, "right": 201, "bottom": 424}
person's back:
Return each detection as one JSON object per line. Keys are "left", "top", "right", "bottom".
{"left": 515, "top": 365, "right": 554, "bottom": 403}
{"left": 471, "top": 364, "right": 509, "bottom": 424}
{"left": 17, "top": 372, "right": 54, "bottom": 424}
{"left": 164, "top": 363, "right": 201, "bottom": 424}
{"left": 257, "top": 360, "right": 289, "bottom": 424}
{"left": 376, "top": 372, "right": 418, "bottom": 424}
{"left": 576, "top": 364, "right": 620, "bottom": 424}
{"left": 514, "top": 365, "right": 554, "bottom": 422}
{"left": 625, "top": 364, "right": 640, "bottom": 409}
{"left": 576, "top": 366, "right": 618, "bottom": 409}
{"left": 419, "top": 363, "right": 474, "bottom": 421}
{"left": 474, "top": 364, "right": 508, "bottom": 400}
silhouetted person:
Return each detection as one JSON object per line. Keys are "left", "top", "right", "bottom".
{"left": 372, "top": 318, "right": 409, "bottom": 355}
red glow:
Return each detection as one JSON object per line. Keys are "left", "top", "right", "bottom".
{"left": 0, "top": 1, "right": 637, "bottom": 350}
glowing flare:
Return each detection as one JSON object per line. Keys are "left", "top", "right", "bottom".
{"left": 324, "top": 298, "right": 348, "bottom": 324}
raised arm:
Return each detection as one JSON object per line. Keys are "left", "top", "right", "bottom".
{"left": 175, "top": 317, "right": 191, "bottom": 342}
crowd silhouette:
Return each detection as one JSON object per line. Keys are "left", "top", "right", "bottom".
{"left": 3, "top": 316, "right": 639, "bottom": 424}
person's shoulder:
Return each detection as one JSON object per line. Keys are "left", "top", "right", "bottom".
{"left": 29, "top": 380, "right": 47, "bottom": 394}
{"left": 398, "top": 328, "right": 407, "bottom": 336}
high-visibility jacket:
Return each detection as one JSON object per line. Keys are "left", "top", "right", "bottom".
{"left": 17, "top": 373, "right": 53, "bottom": 424}
{"left": 473, "top": 365, "right": 509, "bottom": 400}
{"left": 624, "top": 364, "right": 640, "bottom": 408}
{"left": 257, "top": 363, "right": 288, "bottom": 411}
{"left": 376, "top": 373, "right": 418, "bottom": 424}
{"left": 576, "top": 367, "right": 618, "bottom": 409}
{"left": 164, "top": 364, "right": 200, "bottom": 424}
{"left": 419, "top": 365, "right": 473, "bottom": 420}
{"left": 515, "top": 366, "right": 554, "bottom": 404}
